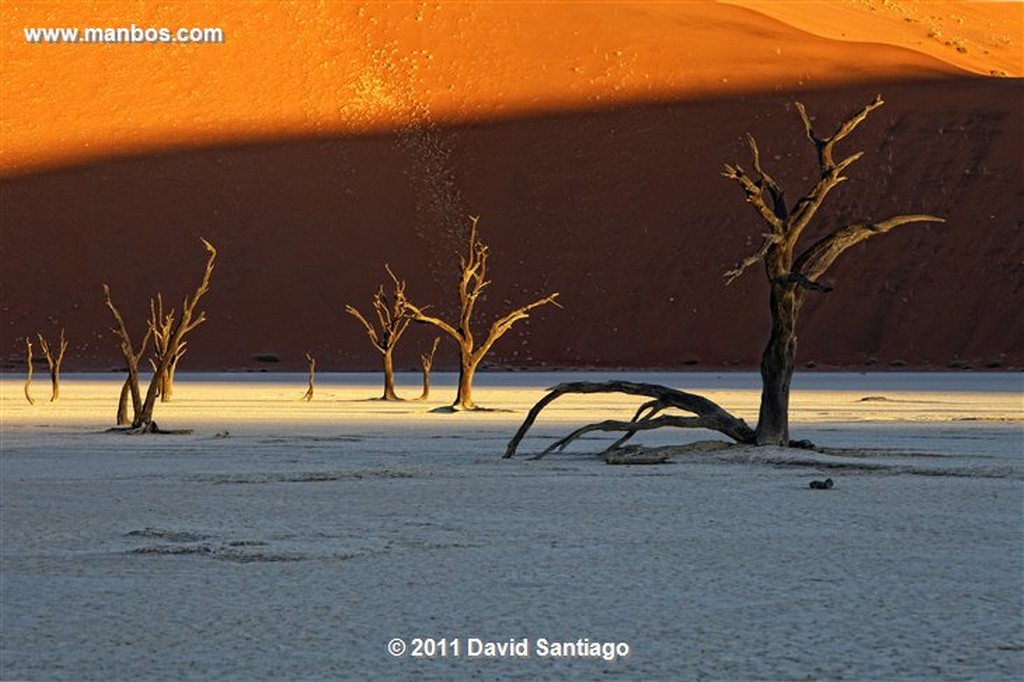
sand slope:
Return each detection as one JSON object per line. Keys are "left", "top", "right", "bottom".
{"left": 2, "top": 2, "right": 1021, "bottom": 372}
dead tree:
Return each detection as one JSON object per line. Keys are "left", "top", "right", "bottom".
{"left": 23, "top": 338, "right": 34, "bottom": 405}
{"left": 103, "top": 238, "right": 217, "bottom": 433}
{"left": 401, "top": 216, "right": 560, "bottom": 410}
{"left": 302, "top": 352, "right": 316, "bottom": 402}
{"left": 416, "top": 337, "right": 441, "bottom": 400}
{"left": 103, "top": 285, "right": 153, "bottom": 426}
{"left": 345, "top": 265, "right": 412, "bottom": 400}
{"left": 36, "top": 329, "right": 68, "bottom": 402}
{"left": 506, "top": 96, "right": 942, "bottom": 457}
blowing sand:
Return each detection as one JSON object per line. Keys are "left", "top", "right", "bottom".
{"left": 2, "top": 372, "right": 1021, "bottom": 680}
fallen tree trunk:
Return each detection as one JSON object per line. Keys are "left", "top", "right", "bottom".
{"left": 503, "top": 381, "right": 755, "bottom": 459}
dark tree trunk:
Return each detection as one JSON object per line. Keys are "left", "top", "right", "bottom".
{"left": 454, "top": 357, "right": 478, "bottom": 410}
{"left": 160, "top": 358, "right": 177, "bottom": 402}
{"left": 755, "top": 281, "right": 803, "bottom": 445}
{"left": 382, "top": 349, "right": 399, "bottom": 401}
{"left": 117, "top": 378, "right": 132, "bottom": 426}
{"left": 49, "top": 367, "right": 61, "bottom": 402}
{"left": 419, "top": 367, "right": 431, "bottom": 400}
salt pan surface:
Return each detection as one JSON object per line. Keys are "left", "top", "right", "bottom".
{"left": 2, "top": 373, "right": 1021, "bottom": 680}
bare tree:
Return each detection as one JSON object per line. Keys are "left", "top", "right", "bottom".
{"left": 416, "top": 336, "right": 441, "bottom": 401}
{"left": 345, "top": 265, "right": 412, "bottom": 401}
{"left": 23, "top": 338, "right": 34, "bottom": 405}
{"left": 103, "top": 238, "right": 217, "bottom": 433}
{"left": 506, "top": 96, "right": 942, "bottom": 458}
{"left": 400, "top": 216, "right": 560, "bottom": 410}
{"left": 36, "top": 328, "right": 67, "bottom": 402}
{"left": 302, "top": 352, "right": 316, "bottom": 402}
{"left": 103, "top": 285, "right": 153, "bottom": 426}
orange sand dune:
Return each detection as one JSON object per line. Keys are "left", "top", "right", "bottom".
{"left": 1, "top": 0, "right": 982, "bottom": 174}
{"left": 2, "top": 2, "right": 1022, "bottom": 373}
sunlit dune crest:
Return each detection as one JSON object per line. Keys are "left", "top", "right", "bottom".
{"left": 2, "top": 0, "right": 1019, "bottom": 173}
{"left": 723, "top": 0, "right": 1022, "bottom": 78}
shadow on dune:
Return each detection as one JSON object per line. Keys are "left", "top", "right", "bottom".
{"left": 2, "top": 76, "right": 1021, "bottom": 372}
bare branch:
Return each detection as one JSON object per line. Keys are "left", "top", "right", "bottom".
{"left": 404, "top": 300, "right": 461, "bottom": 342}
{"left": 537, "top": 415, "right": 720, "bottom": 459}
{"left": 345, "top": 304, "right": 383, "bottom": 351}
{"left": 476, "top": 293, "right": 560, "bottom": 363}
{"left": 794, "top": 214, "right": 945, "bottom": 282}
{"left": 504, "top": 381, "right": 755, "bottom": 458}
{"left": 782, "top": 97, "right": 885, "bottom": 254}
{"left": 746, "top": 133, "right": 787, "bottom": 219}
{"left": 722, "top": 163, "right": 784, "bottom": 232}
{"left": 724, "top": 232, "right": 783, "bottom": 285}
{"left": 421, "top": 336, "right": 441, "bottom": 370}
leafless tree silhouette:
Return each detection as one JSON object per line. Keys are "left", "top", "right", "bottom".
{"left": 103, "top": 239, "right": 217, "bottom": 433}
{"left": 401, "top": 216, "right": 560, "bottom": 410}
{"left": 345, "top": 265, "right": 412, "bottom": 401}
{"left": 36, "top": 328, "right": 67, "bottom": 402}
{"left": 506, "top": 96, "right": 942, "bottom": 459}
{"left": 416, "top": 336, "right": 441, "bottom": 401}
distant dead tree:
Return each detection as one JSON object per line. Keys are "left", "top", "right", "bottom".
{"left": 416, "top": 336, "right": 441, "bottom": 401}
{"left": 23, "top": 338, "right": 34, "bottom": 405}
{"left": 103, "top": 238, "right": 217, "bottom": 433}
{"left": 401, "top": 216, "right": 560, "bottom": 410}
{"left": 302, "top": 352, "right": 316, "bottom": 402}
{"left": 36, "top": 328, "right": 67, "bottom": 402}
{"left": 345, "top": 265, "right": 412, "bottom": 401}
{"left": 506, "top": 96, "right": 942, "bottom": 459}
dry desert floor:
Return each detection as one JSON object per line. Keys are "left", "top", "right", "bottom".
{"left": 1, "top": 372, "right": 1022, "bottom": 680}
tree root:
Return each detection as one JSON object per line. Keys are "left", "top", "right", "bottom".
{"left": 504, "top": 381, "right": 755, "bottom": 459}
{"left": 105, "top": 422, "right": 194, "bottom": 435}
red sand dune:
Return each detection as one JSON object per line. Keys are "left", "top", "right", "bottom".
{"left": 2, "top": 1, "right": 1021, "bottom": 372}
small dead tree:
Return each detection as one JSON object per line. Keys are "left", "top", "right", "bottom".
{"left": 23, "top": 338, "right": 34, "bottom": 405}
{"left": 345, "top": 265, "right": 412, "bottom": 401}
{"left": 416, "top": 336, "right": 441, "bottom": 401}
{"left": 506, "top": 96, "right": 942, "bottom": 458}
{"left": 103, "top": 285, "right": 153, "bottom": 426}
{"left": 401, "top": 216, "right": 560, "bottom": 410}
{"left": 36, "top": 329, "right": 68, "bottom": 402}
{"left": 103, "top": 238, "right": 217, "bottom": 433}
{"left": 302, "top": 352, "right": 316, "bottom": 402}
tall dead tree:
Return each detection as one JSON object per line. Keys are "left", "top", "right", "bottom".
{"left": 345, "top": 265, "right": 412, "bottom": 401}
{"left": 506, "top": 96, "right": 942, "bottom": 457}
{"left": 416, "top": 336, "right": 441, "bottom": 401}
{"left": 401, "top": 216, "right": 560, "bottom": 410}
{"left": 36, "top": 329, "right": 68, "bottom": 402}
{"left": 103, "top": 238, "right": 217, "bottom": 433}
